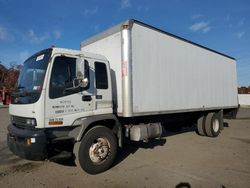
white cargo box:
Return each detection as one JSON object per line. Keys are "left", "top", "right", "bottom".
{"left": 81, "top": 19, "right": 238, "bottom": 117}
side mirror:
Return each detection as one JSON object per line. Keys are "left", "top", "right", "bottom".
{"left": 76, "top": 57, "right": 85, "bottom": 79}
{"left": 76, "top": 58, "right": 88, "bottom": 88}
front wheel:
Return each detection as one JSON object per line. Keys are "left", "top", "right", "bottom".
{"left": 75, "top": 126, "right": 117, "bottom": 174}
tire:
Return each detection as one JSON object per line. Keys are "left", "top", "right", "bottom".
{"left": 196, "top": 115, "right": 206, "bottom": 136}
{"left": 73, "top": 141, "right": 81, "bottom": 167}
{"left": 204, "top": 112, "right": 220, "bottom": 137}
{"left": 76, "top": 126, "right": 117, "bottom": 174}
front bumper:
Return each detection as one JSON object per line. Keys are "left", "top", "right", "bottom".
{"left": 7, "top": 124, "right": 47, "bottom": 160}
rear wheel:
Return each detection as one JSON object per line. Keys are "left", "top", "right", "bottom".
{"left": 75, "top": 126, "right": 117, "bottom": 174}
{"left": 196, "top": 115, "right": 206, "bottom": 136}
{"left": 204, "top": 112, "right": 220, "bottom": 137}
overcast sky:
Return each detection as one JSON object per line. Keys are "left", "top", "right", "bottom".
{"left": 0, "top": 0, "right": 249, "bottom": 86}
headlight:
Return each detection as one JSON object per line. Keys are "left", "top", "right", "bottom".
{"left": 11, "top": 115, "right": 37, "bottom": 127}
{"left": 26, "top": 118, "right": 36, "bottom": 126}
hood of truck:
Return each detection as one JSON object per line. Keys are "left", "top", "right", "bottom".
{"left": 9, "top": 103, "right": 35, "bottom": 118}
{"left": 9, "top": 91, "right": 45, "bottom": 128}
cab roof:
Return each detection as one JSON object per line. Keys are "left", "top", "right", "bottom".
{"left": 51, "top": 47, "right": 108, "bottom": 61}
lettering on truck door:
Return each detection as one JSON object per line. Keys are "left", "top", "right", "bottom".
{"left": 45, "top": 55, "right": 94, "bottom": 127}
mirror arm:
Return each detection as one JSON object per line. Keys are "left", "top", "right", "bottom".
{"left": 64, "top": 81, "right": 81, "bottom": 93}
{"left": 63, "top": 85, "right": 80, "bottom": 94}
{"left": 72, "top": 78, "right": 77, "bottom": 88}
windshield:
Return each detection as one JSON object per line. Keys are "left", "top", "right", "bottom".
{"left": 11, "top": 49, "right": 52, "bottom": 104}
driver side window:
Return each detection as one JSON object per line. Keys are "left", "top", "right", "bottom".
{"left": 49, "top": 56, "right": 76, "bottom": 99}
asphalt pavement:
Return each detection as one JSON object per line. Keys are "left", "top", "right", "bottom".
{"left": 0, "top": 108, "right": 249, "bottom": 188}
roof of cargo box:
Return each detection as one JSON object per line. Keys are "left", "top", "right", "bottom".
{"left": 81, "top": 19, "right": 235, "bottom": 60}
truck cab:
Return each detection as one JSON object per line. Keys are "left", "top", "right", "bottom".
{"left": 8, "top": 48, "right": 119, "bottom": 173}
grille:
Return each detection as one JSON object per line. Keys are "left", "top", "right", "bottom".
{"left": 11, "top": 116, "right": 27, "bottom": 129}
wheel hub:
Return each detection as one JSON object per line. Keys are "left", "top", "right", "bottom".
{"left": 213, "top": 119, "right": 220, "bottom": 132}
{"left": 89, "top": 138, "right": 110, "bottom": 164}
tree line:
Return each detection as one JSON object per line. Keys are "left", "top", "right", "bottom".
{"left": 0, "top": 63, "right": 21, "bottom": 91}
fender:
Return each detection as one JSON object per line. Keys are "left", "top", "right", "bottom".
{"left": 69, "top": 114, "right": 123, "bottom": 147}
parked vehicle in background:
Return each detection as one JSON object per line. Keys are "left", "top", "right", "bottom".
{"left": 0, "top": 63, "right": 20, "bottom": 105}
{"left": 0, "top": 87, "right": 10, "bottom": 105}
{"left": 7, "top": 19, "right": 238, "bottom": 174}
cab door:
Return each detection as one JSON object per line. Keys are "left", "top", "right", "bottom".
{"left": 45, "top": 55, "right": 94, "bottom": 127}
{"left": 93, "top": 60, "right": 112, "bottom": 114}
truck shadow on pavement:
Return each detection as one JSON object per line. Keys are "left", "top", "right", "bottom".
{"left": 52, "top": 122, "right": 231, "bottom": 168}
{"left": 113, "top": 124, "right": 197, "bottom": 168}
{"left": 114, "top": 121, "right": 231, "bottom": 168}
{"left": 114, "top": 138, "right": 167, "bottom": 167}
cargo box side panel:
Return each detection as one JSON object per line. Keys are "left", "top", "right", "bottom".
{"left": 131, "top": 23, "right": 238, "bottom": 115}
{"left": 81, "top": 32, "right": 123, "bottom": 114}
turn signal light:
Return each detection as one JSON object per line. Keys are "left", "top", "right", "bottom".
{"left": 26, "top": 138, "right": 36, "bottom": 145}
{"left": 26, "top": 138, "right": 31, "bottom": 145}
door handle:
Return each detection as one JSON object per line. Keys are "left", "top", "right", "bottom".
{"left": 96, "top": 95, "right": 102, "bottom": 99}
{"left": 82, "top": 95, "right": 92, "bottom": 101}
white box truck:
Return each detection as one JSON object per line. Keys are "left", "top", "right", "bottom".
{"left": 7, "top": 19, "right": 238, "bottom": 174}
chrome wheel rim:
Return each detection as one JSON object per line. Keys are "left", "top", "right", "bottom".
{"left": 89, "top": 137, "right": 110, "bottom": 164}
{"left": 213, "top": 119, "right": 220, "bottom": 132}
